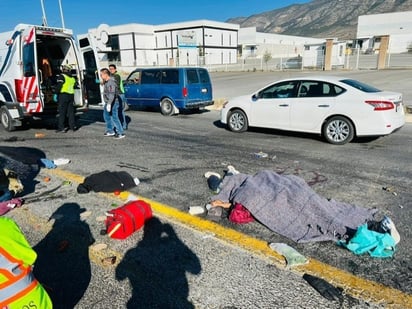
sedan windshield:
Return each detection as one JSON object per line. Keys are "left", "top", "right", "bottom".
{"left": 340, "top": 79, "right": 382, "bottom": 93}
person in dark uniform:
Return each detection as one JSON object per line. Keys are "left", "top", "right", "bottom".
{"left": 55, "top": 65, "right": 77, "bottom": 132}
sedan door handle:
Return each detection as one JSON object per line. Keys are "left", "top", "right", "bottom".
{"left": 318, "top": 104, "right": 330, "bottom": 107}
{"left": 278, "top": 104, "right": 289, "bottom": 107}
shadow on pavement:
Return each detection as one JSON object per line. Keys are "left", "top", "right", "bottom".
{"left": 213, "top": 120, "right": 387, "bottom": 144}
{"left": 116, "top": 217, "right": 201, "bottom": 308}
{"left": 33, "top": 203, "right": 95, "bottom": 308}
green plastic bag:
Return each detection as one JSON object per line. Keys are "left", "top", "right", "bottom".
{"left": 338, "top": 224, "right": 396, "bottom": 258}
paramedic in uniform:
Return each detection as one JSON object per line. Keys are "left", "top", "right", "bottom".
{"left": 0, "top": 217, "right": 52, "bottom": 308}
{"left": 55, "top": 65, "right": 77, "bottom": 132}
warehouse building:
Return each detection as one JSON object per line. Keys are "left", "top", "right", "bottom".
{"left": 356, "top": 11, "right": 412, "bottom": 54}
{"left": 80, "top": 20, "right": 239, "bottom": 69}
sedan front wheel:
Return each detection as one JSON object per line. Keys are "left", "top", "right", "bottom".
{"left": 323, "top": 116, "right": 354, "bottom": 145}
{"left": 228, "top": 109, "right": 248, "bottom": 132}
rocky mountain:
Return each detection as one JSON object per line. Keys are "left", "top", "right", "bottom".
{"left": 227, "top": 0, "right": 412, "bottom": 39}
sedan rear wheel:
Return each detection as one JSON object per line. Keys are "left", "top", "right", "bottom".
{"left": 323, "top": 116, "right": 354, "bottom": 145}
{"left": 228, "top": 109, "right": 248, "bottom": 132}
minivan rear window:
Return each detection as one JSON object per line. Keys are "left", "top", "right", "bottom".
{"left": 198, "top": 69, "right": 211, "bottom": 83}
{"left": 186, "top": 69, "right": 199, "bottom": 84}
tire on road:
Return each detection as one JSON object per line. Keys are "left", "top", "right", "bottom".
{"left": 228, "top": 109, "right": 248, "bottom": 132}
{"left": 0, "top": 106, "right": 15, "bottom": 132}
{"left": 160, "top": 98, "right": 175, "bottom": 116}
{"left": 323, "top": 116, "right": 354, "bottom": 145}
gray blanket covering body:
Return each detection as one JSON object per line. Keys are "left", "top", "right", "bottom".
{"left": 213, "top": 171, "right": 378, "bottom": 243}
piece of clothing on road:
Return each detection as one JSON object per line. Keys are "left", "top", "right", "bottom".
{"left": 0, "top": 168, "right": 24, "bottom": 206}
{"left": 77, "top": 170, "right": 140, "bottom": 194}
{"left": 0, "top": 198, "right": 24, "bottom": 215}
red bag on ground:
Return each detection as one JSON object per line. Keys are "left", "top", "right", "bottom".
{"left": 229, "top": 203, "right": 254, "bottom": 224}
{"left": 105, "top": 200, "right": 152, "bottom": 239}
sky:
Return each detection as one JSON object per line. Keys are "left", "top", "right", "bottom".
{"left": 0, "top": 0, "right": 310, "bottom": 35}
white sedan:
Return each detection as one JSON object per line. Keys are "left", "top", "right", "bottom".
{"left": 220, "top": 76, "right": 405, "bottom": 145}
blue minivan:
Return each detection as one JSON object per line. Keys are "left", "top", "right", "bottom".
{"left": 123, "top": 67, "right": 214, "bottom": 115}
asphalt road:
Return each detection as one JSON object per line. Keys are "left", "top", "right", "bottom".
{"left": 1, "top": 69, "right": 412, "bottom": 308}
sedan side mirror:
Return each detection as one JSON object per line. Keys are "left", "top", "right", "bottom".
{"left": 252, "top": 94, "right": 259, "bottom": 101}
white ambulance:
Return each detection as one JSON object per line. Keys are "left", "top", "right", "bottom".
{"left": 0, "top": 24, "right": 87, "bottom": 131}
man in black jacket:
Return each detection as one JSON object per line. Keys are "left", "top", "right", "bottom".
{"left": 55, "top": 65, "right": 77, "bottom": 132}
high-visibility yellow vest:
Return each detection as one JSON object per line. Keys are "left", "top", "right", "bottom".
{"left": 119, "top": 75, "right": 124, "bottom": 94}
{"left": 0, "top": 217, "right": 52, "bottom": 308}
{"left": 60, "top": 74, "right": 76, "bottom": 94}
{"left": 114, "top": 73, "right": 124, "bottom": 94}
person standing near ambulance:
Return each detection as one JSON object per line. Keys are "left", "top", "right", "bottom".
{"left": 55, "top": 65, "right": 77, "bottom": 133}
{"left": 0, "top": 217, "right": 52, "bottom": 308}
{"left": 100, "top": 68, "right": 125, "bottom": 139}
{"left": 109, "top": 64, "right": 127, "bottom": 130}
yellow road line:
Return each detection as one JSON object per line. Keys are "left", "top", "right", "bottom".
{"left": 47, "top": 168, "right": 412, "bottom": 308}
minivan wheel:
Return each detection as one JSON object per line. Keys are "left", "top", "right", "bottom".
{"left": 323, "top": 116, "right": 354, "bottom": 145}
{"left": 160, "top": 98, "right": 175, "bottom": 116}
{"left": 0, "top": 106, "right": 15, "bottom": 131}
{"left": 228, "top": 109, "right": 248, "bottom": 132}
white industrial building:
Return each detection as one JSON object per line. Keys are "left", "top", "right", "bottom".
{"left": 80, "top": 20, "right": 356, "bottom": 71}
{"left": 81, "top": 20, "right": 239, "bottom": 69}
{"left": 357, "top": 11, "right": 412, "bottom": 53}
{"left": 238, "top": 27, "right": 348, "bottom": 69}
{"left": 302, "top": 40, "right": 347, "bottom": 69}
{"left": 155, "top": 20, "right": 238, "bottom": 66}
{"left": 238, "top": 27, "right": 324, "bottom": 59}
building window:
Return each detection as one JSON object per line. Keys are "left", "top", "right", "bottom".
{"left": 165, "top": 35, "right": 168, "bottom": 47}
{"left": 107, "top": 51, "right": 121, "bottom": 62}
{"left": 107, "top": 35, "right": 119, "bottom": 49}
{"left": 106, "top": 35, "right": 120, "bottom": 61}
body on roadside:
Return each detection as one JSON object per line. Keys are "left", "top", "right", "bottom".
{"left": 206, "top": 168, "right": 400, "bottom": 248}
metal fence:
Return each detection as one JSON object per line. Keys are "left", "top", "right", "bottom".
{"left": 204, "top": 51, "right": 412, "bottom": 72}
{"left": 110, "top": 51, "right": 412, "bottom": 76}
